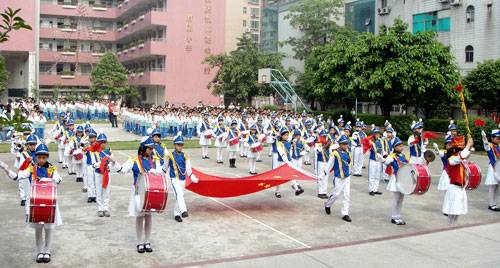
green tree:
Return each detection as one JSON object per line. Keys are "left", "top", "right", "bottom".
{"left": 463, "top": 59, "right": 500, "bottom": 113}
{"left": 0, "top": 54, "right": 8, "bottom": 95}
{"left": 0, "top": 7, "right": 31, "bottom": 43}
{"left": 90, "top": 52, "right": 131, "bottom": 100}
{"left": 313, "top": 19, "right": 459, "bottom": 118}
{"left": 203, "top": 34, "right": 284, "bottom": 104}
{"left": 282, "top": 0, "right": 344, "bottom": 60}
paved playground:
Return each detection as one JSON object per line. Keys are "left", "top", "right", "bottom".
{"left": 0, "top": 143, "right": 499, "bottom": 268}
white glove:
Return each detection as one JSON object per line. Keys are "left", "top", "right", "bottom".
{"left": 113, "top": 162, "right": 122, "bottom": 172}
{"left": 331, "top": 143, "right": 339, "bottom": 150}
{"left": 481, "top": 130, "right": 489, "bottom": 144}
{"left": 433, "top": 143, "right": 439, "bottom": 151}
{"left": 39, "top": 177, "right": 51, "bottom": 182}
{"left": 7, "top": 170, "right": 17, "bottom": 180}
{"left": 190, "top": 174, "right": 199, "bottom": 183}
{"left": 0, "top": 161, "right": 8, "bottom": 170}
{"left": 92, "top": 161, "right": 101, "bottom": 169}
{"left": 54, "top": 177, "right": 62, "bottom": 184}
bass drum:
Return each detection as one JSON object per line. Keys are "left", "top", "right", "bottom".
{"left": 464, "top": 161, "right": 481, "bottom": 190}
{"left": 135, "top": 172, "right": 168, "bottom": 213}
{"left": 396, "top": 164, "right": 432, "bottom": 195}
{"left": 30, "top": 180, "right": 57, "bottom": 224}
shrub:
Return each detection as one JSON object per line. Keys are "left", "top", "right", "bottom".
{"left": 260, "top": 104, "right": 278, "bottom": 111}
{"left": 356, "top": 114, "right": 385, "bottom": 127}
{"left": 389, "top": 115, "right": 417, "bottom": 140}
{"left": 457, "top": 117, "right": 496, "bottom": 151}
{"left": 424, "top": 119, "right": 450, "bottom": 133}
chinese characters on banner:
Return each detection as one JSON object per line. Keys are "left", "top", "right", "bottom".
{"left": 185, "top": 14, "right": 193, "bottom": 53}
{"left": 204, "top": 0, "right": 213, "bottom": 75}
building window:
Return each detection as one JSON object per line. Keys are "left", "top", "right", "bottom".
{"left": 243, "top": 20, "right": 247, "bottom": 27}
{"left": 251, "top": 20, "right": 259, "bottom": 30}
{"left": 438, "top": 17, "right": 450, "bottom": 32}
{"left": 413, "top": 12, "right": 438, "bottom": 33}
{"left": 381, "top": 0, "right": 387, "bottom": 8}
{"left": 465, "top": 45, "right": 474, "bottom": 62}
{"left": 243, "top": 7, "right": 247, "bottom": 14}
{"left": 466, "top": 5, "right": 475, "bottom": 23}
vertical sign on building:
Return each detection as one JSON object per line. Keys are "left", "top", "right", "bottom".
{"left": 186, "top": 14, "right": 193, "bottom": 53}
{"left": 203, "top": 0, "right": 213, "bottom": 75}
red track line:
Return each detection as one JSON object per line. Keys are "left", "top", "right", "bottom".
{"left": 156, "top": 218, "right": 500, "bottom": 268}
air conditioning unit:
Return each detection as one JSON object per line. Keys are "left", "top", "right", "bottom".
{"left": 450, "top": 0, "right": 461, "bottom": 6}
{"left": 377, "top": 7, "right": 391, "bottom": 15}
{"left": 245, "top": 28, "right": 251, "bottom": 33}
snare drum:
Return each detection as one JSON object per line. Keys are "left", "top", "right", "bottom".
{"left": 258, "top": 134, "right": 267, "bottom": 143}
{"left": 464, "top": 161, "right": 481, "bottom": 190}
{"left": 135, "top": 172, "right": 168, "bottom": 213}
{"left": 229, "top": 137, "right": 239, "bottom": 146}
{"left": 29, "top": 180, "right": 57, "bottom": 224}
{"left": 396, "top": 164, "right": 432, "bottom": 195}
{"left": 251, "top": 142, "right": 264, "bottom": 153}
{"left": 305, "top": 137, "right": 315, "bottom": 147}
{"left": 203, "top": 130, "right": 214, "bottom": 139}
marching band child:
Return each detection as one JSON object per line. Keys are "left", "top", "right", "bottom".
{"left": 150, "top": 128, "right": 169, "bottom": 165}
{"left": 198, "top": 112, "right": 212, "bottom": 159}
{"left": 11, "top": 144, "right": 63, "bottom": 263}
{"left": 71, "top": 125, "right": 85, "bottom": 183}
{"left": 214, "top": 117, "right": 228, "bottom": 164}
{"left": 443, "top": 136, "right": 473, "bottom": 225}
{"left": 302, "top": 119, "right": 315, "bottom": 166}
{"left": 368, "top": 127, "right": 383, "bottom": 196}
{"left": 245, "top": 125, "right": 259, "bottom": 175}
{"left": 351, "top": 119, "right": 366, "bottom": 176}
{"left": 90, "top": 133, "right": 115, "bottom": 217}
{"left": 166, "top": 133, "right": 199, "bottom": 222}
{"left": 227, "top": 120, "right": 240, "bottom": 168}
{"left": 481, "top": 128, "right": 500, "bottom": 212}
{"left": 324, "top": 135, "right": 352, "bottom": 222}
{"left": 239, "top": 114, "right": 249, "bottom": 158}
{"left": 379, "top": 137, "right": 409, "bottom": 225}
{"left": 272, "top": 128, "right": 304, "bottom": 197}
{"left": 62, "top": 119, "right": 75, "bottom": 173}
{"left": 84, "top": 128, "right": 98, "bottom": 203}
{"left": 408, "top": 119, "right": 428, "bottom": 165}
{"left": 316, "top": 125, "right": 330, "bottom": 199}
{"left": 291, "top": 129, "right": 305, "bottom": 170}
{"left": 115, "top": 137, "right": 163, "bottom": 253}
{"left": 381, "top": 126, "right": 394, "bottom": 183}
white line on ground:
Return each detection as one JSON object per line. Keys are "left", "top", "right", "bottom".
{"left": 207, "top": 197, "right": 312, "bottom": 249}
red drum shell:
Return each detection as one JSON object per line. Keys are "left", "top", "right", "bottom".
{"left": 74, "top": 153, "right": 83, "bottom": 160}
{"left": 251, "top": 144, "right": 264, "bottom": 153}
{"left": 464, "top": 161, "right": 482, "bottom": 190}
{"left": 229, "top": 138, "right": 239, "bottom": 146}
{"left": 29, "top": 181, "right": 57, "bottom": 224}
{"left": 396, "top": 164, "right": 432, "bottom": 195}
{"left": 137, "top": 173, "right": 168, "bottom": 213}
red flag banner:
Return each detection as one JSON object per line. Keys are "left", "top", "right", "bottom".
{"left": 185, "top": 163, "right": 317, "bottom": 198}
{"left": 100, "top": 156, "right": 110, "bottom": 189}
{"left": 361, "top": 135, "right": 373, "bottom": 154}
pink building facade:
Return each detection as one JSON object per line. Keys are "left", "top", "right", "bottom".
{"left": 0, "top": 0, "right": 226, "bottom": 106}
{"left": 0, "top": 0, "right": 37, "bottom": 98}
